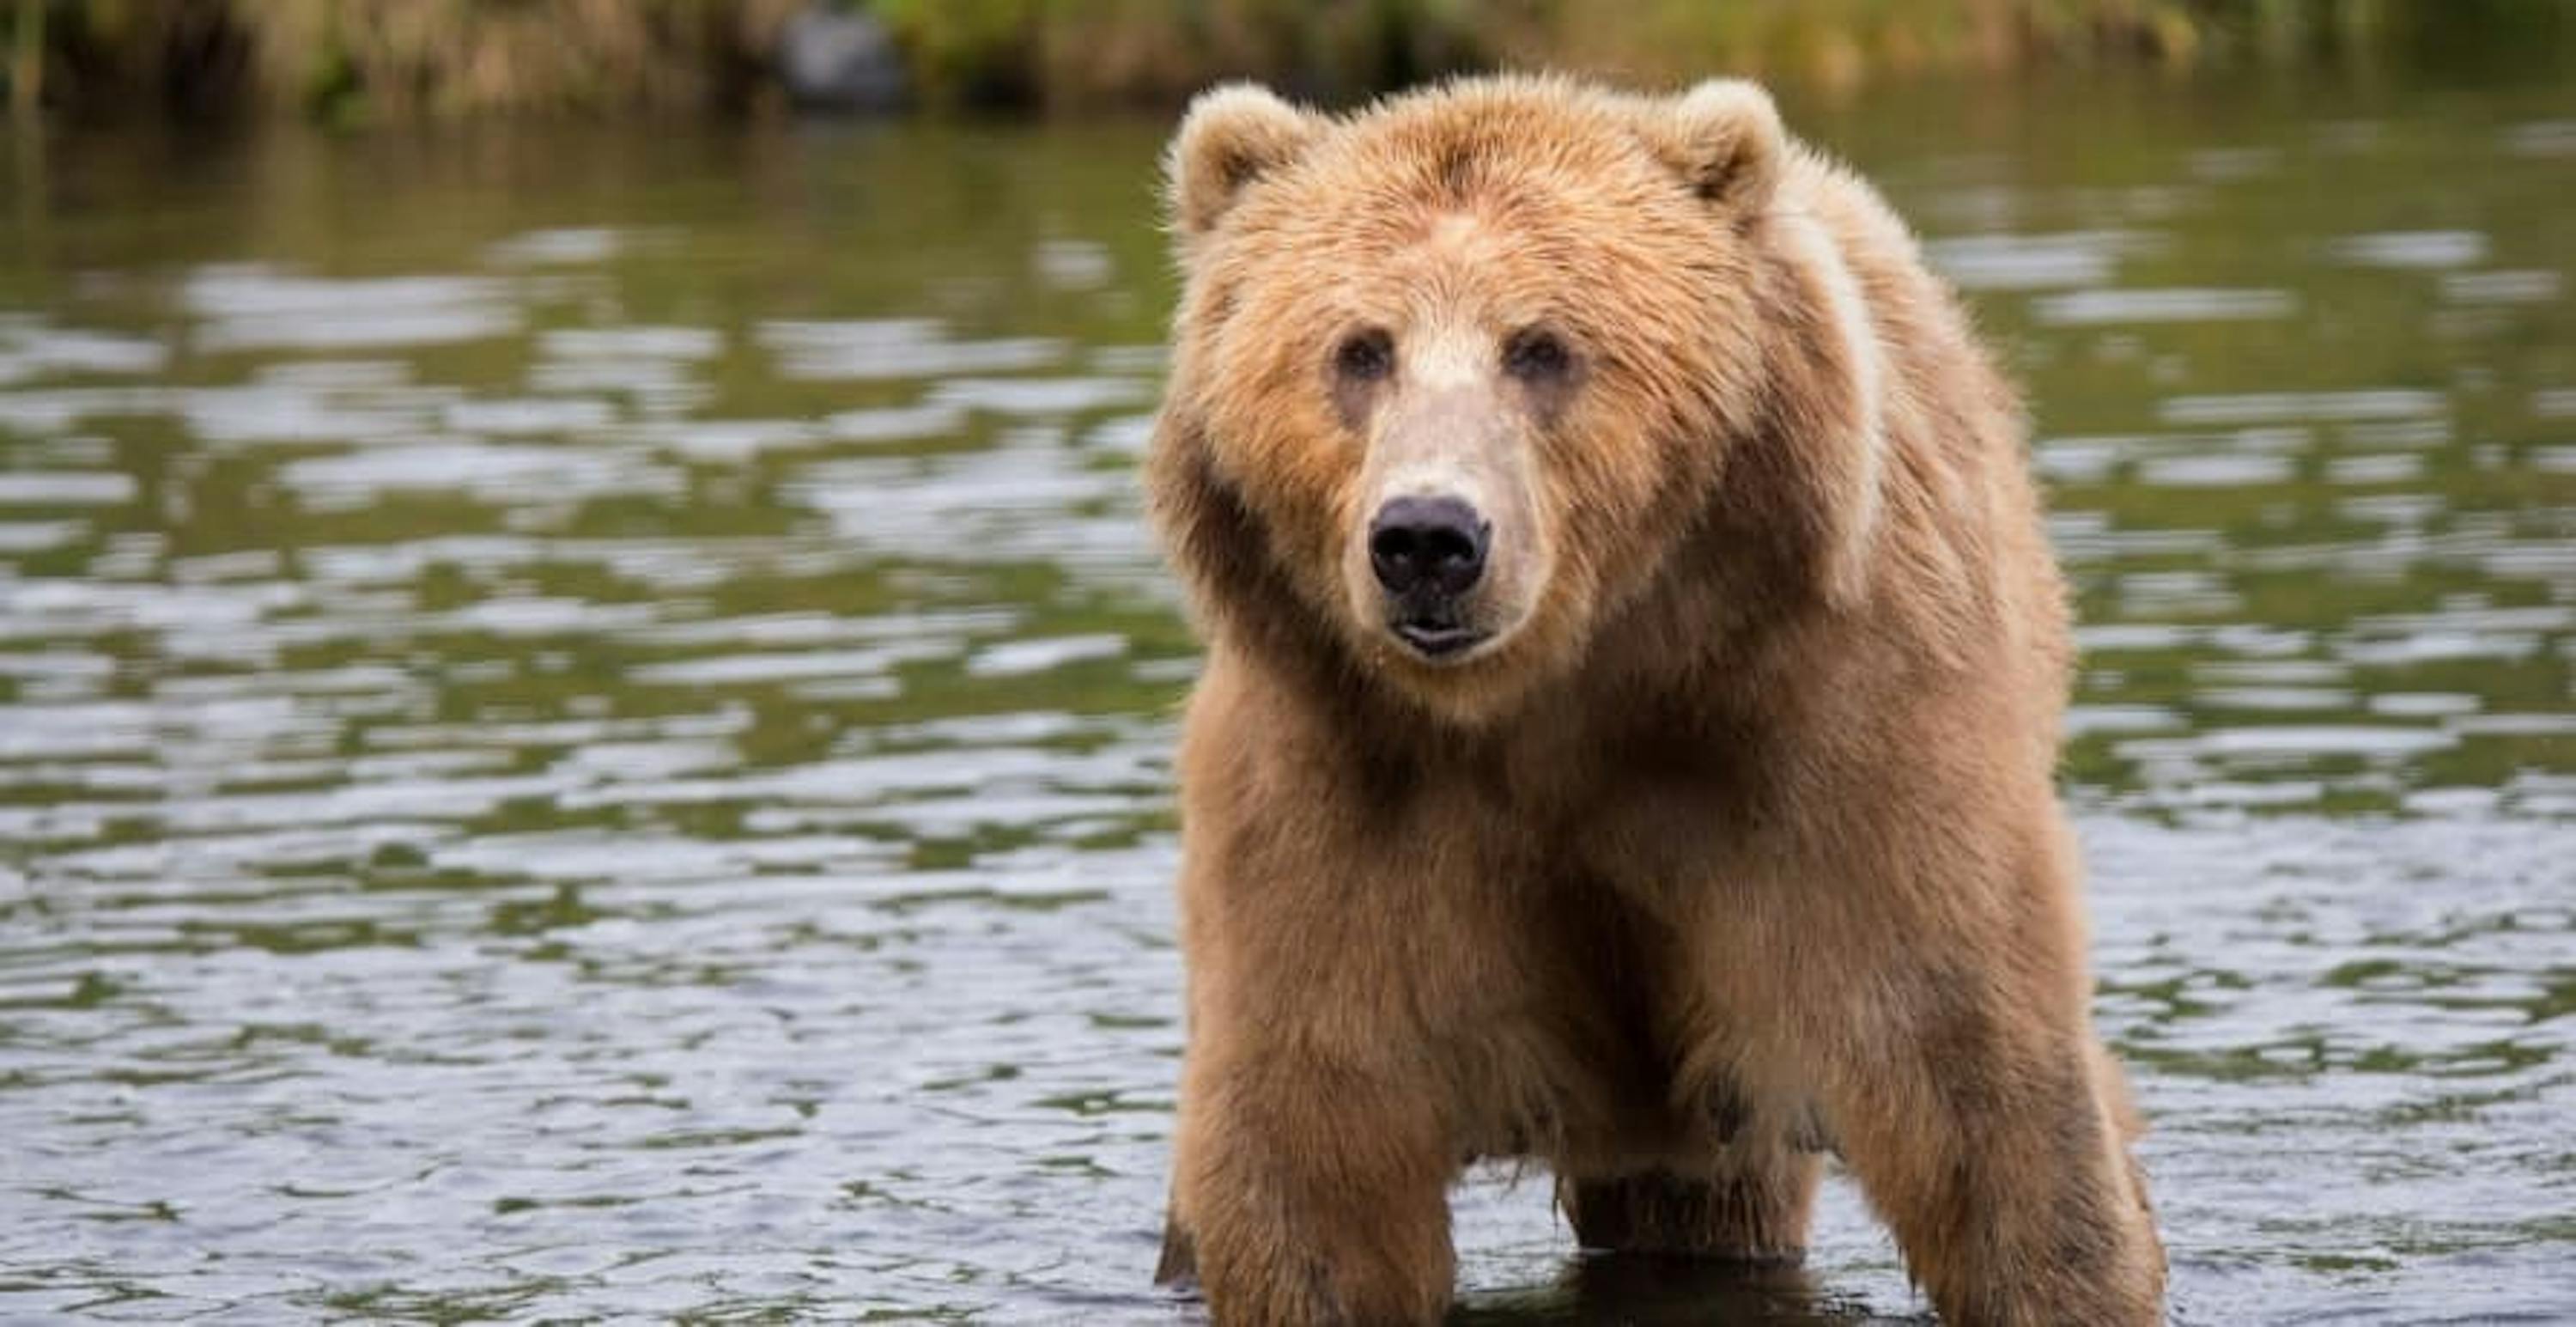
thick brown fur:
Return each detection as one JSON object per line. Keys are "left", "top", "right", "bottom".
{"left": 1146, "top": 75, "right": 2164, "bottom": 1326}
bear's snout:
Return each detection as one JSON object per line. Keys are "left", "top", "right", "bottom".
{"left": 1368, "top": 495, "right": 1491, "bottom": 658}
{"left": 1369, "top": 496, "right": 1488, "bottom": 596}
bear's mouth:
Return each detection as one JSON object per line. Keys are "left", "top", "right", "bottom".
{"left": 1390, "top": 619, "right": 1488, "bottom": 660}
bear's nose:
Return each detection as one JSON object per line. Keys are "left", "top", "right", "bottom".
{"left": 1368, "top": 496, "right": 1489, "bottom": 597}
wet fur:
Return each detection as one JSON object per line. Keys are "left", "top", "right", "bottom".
{"left": 1148, "top": 76, "right": 2164, "bottom": 1326}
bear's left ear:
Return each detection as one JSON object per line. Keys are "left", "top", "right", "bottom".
{"left": 1165, "top": 83, "right": 1325, "bottom": 244}
{"left": 1637, "top": 79, "right": 1785, "bottom": 211}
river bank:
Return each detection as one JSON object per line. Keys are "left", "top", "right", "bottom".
{"left": 9, "top": 0, "right": 2567, "bottom": 123}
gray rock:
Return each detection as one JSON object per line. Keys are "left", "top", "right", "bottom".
{"left": 778, "top": 6, "right": 907, "bottom": 113}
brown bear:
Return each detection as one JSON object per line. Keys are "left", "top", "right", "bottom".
{"left": 1144, "top": 75, "right": 2164, "bottom": 1327}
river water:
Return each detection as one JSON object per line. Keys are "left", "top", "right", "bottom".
{"left": 1, "top": 67, "right": 2569, "bottom": 1324}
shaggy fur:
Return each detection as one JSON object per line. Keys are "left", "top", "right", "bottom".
{"left": 1145, "top": 75, "right": 2164, "bottom": 1326}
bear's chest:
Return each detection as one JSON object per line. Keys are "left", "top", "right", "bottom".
{"left": 1492, "top": 709, "right": 1791, "bottom": 898}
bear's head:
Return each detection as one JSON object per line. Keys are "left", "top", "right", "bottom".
{"left": 1149, "top": 76, "right": 1884, "bottom": 726}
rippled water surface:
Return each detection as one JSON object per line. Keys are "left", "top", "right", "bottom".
{"left": 3, "top": 70, "right": 2571, "bottom": 1324}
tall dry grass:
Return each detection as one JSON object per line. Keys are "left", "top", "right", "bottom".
{"left": 24, "top": 0, "right": 803, "bottom": 120}
{"left": 239, "top": 0, "right": 805, "bottom": 118}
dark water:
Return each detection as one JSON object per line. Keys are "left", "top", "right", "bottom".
{"left": 1, "top": 69, "right": 2570, "bottom": 1324}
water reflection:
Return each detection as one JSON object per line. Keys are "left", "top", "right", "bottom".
{"left": 0, "top": 74, "right": 2570, "bottom": 1324}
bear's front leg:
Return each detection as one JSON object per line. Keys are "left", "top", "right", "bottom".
{"left": 1168, "top": 1049, "right": 1455, "bottom": 1326}
{"left": 1827, "top": 1025, "right": 2161, "bottom": 1327}
{"left": 1713, "top": 802, "right": 2164, "bottom": 1326}
{"left": 1785, "top": 898, "right": 2164, "bottom": 1322}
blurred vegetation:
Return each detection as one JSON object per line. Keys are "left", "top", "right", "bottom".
{"left": 4, "top": 0, "right": 2573, "bottom": 120}
{"left": 10, "top": 0, "right": 805, "bottom": 122}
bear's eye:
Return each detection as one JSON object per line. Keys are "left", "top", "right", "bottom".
{"left": 1503, "top": 328, "right": 1571, "bottom": 382}
{"left": 1334, "top": 330, "right": 1394, "bottom": 384}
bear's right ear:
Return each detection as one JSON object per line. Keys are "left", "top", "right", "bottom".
{"left": 1165, "top": 84, "right": 1324, "bottom": 243}
{"left": 1636, "top": 78, "right": 1785, "bottom": 212}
